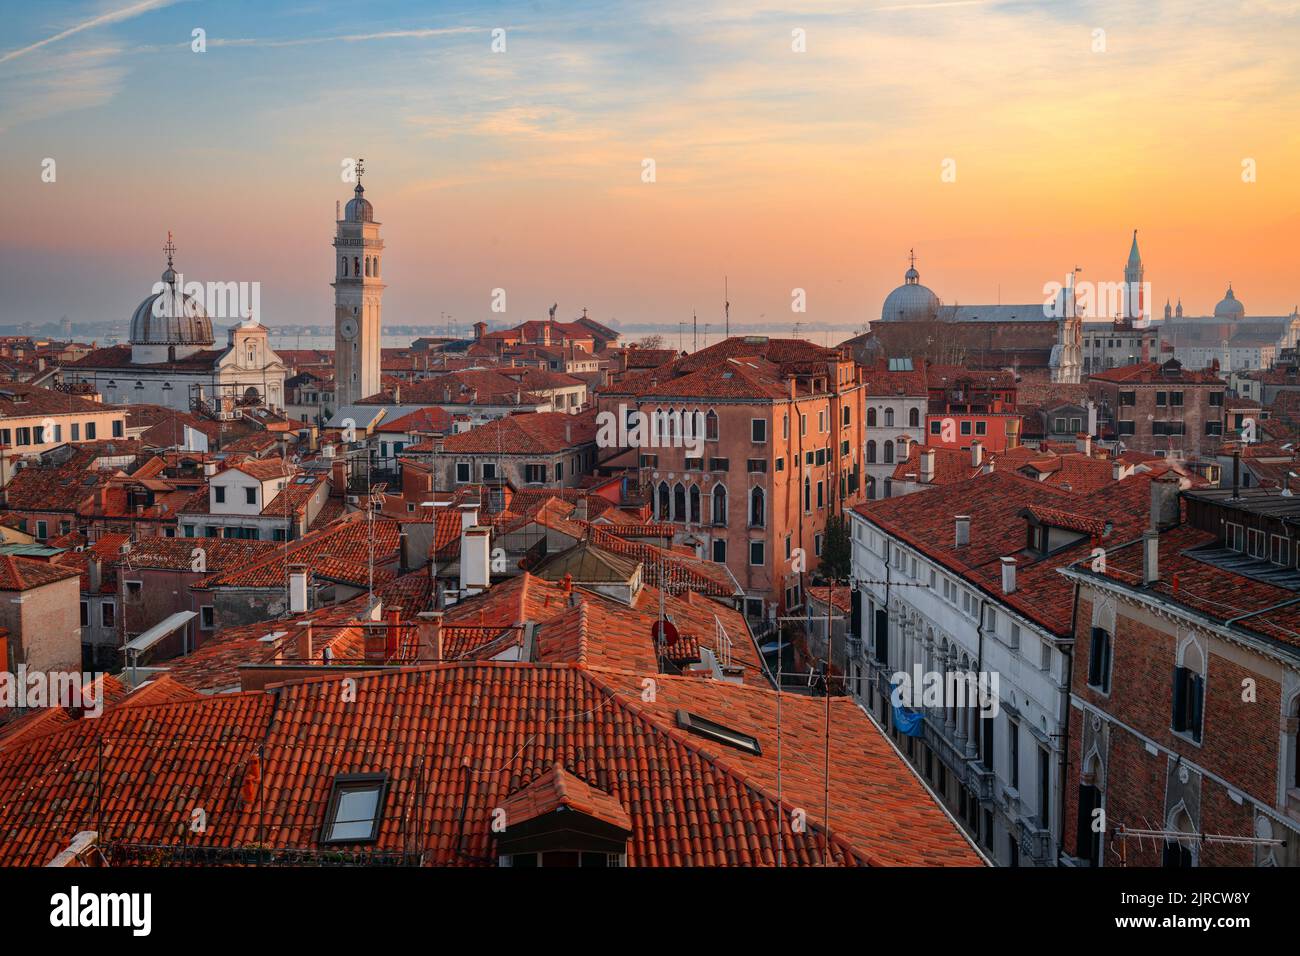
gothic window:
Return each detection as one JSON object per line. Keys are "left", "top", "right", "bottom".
{"left": 657, "top": 481, "right": 670, "bottom": 521}
{"left": 374, "top": 258, "right": 379, "bottom": 277}
{"left": 673, "top": 483, "right": 686, "bottom": 522}
{"left": 689, "top": 485, "right": 701, "bottom": 524}
{"left": 749, "top": 486, "right": 765, "bottom": 528}
{"left": 1172, "top": 638, "right": 1206, "bottom": 743}
{"left": 705, "top": 410, "right": 719, "bottom": 441}
{"left": 711, "top": 484, "right": 727, "bottom": 525}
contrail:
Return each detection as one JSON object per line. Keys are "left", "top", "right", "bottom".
{"left": 0, "top": 0, "right": 176, "bottom": 65}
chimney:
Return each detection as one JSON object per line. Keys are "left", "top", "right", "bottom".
{"left": 1076, "top": 433, "right": 1092, "bottom": 456}
{"left": 203, "top": 459, "right": 218, "bottom": 478}
{"left": 416, "top": 611, "right": 443, "bottom": 661}
{"left": 1112, "top": 460, "right": 1127, "bottom": 481}
{"left": 574, "top": 496, "right": 589, "bottom": 522}
{"left": 1142, "top": 529, "right": 1160, "bottom": 584}
{"left": 955, "top": 515, "right": 971, "bottom": 547}
{"left": 970, "top": 440, "right": 983, "bottom": 468}
{"left": 1086, "top": 400, "right": 1098, "bottom": 437}
{"left": 920, "top": 447, "right": 935, "bottom": 484}
{"left": 1150, "top": 474, "right": 1180, "bottom": 530}
{"left": 331, "top": 457, "right": 348, "bottom": 495}
{"left": 565, "top": 421, "right": 572, "bottom": 445}
{"left": 394, "top": 383, "right": 401, "bottom": 404}
{"left": 88, "top": 555, "right": 103, "bottom": 594}
{"left": 363, "top": 622, "right": 387, "bottom": 663}
{"left": 288, "top": 565, "right": 308, "bottom": 613}
{"left": 295, "top": 619, "right": 313, "bottom": 661}
{"left": 383, "top": 606, "right": 403, "bottom": 658}
{"left": 459, "top": 502, "right": 479, "bottom": 531}
{"left": 460, "top": 526, "right": 491, "bottom": 594}
{"left": 1000, "top": 556, "right": 1017, "bottom": 594}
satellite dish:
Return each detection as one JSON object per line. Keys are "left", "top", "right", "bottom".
{"left": 651, "top": 619, "right": 680, "bottom": 646}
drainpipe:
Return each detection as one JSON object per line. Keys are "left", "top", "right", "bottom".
{"left": 1057, "top": 579, "right": 1081, "bottom": 865}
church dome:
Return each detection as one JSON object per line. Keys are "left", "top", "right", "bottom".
{"left": 1213, "top": 285, "right": 1245, "bottom": 320}
{"left": 130, "top": 264, "right": 214, "bottom": 347}
{"left": 344, "top": 183, "right": 373, "bottom": 222}
{"left": 880, "top": 255, "right": 940, "bottom": 322}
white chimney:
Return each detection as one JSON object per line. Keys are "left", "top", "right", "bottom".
{"left": 1076, "top": 433, "right": 1092, "bottom": 456}
{"left": 1086, "top": 400, "right": 1098, "bottom": 437}
{"left": 1000, "top": 556, "right": 1017, "bottom": 594}
{"left": 203, "top": 459, "right": 218, "bottom": 478}
{"left": 1112, "top": 460, "right": 1127, "bottom": 481}
{"left": 955, "top": 515, "right": 971, "bottom": 548}
{"left": 1142, "top": 529, "right": 1159, "bottom": 584}
{"left": 971, "top": 440, "right": 983, "bottom": 468}
{"left": 574, "top": 496, "right": 589, "bottom": 522}
{"left": 920, "top": 448, "right": 935, "bottom": 484}
{"left": 288, "top": 566, "right": 308, "bottom": 613}
{"left": 460, "top": 526, "right": 491, "bottom": 594}
{"left": 322, "top": 442, "right": 335, "bottom": 460}
{"left": 459, "top": 502, "right": 479, "bottom": 531}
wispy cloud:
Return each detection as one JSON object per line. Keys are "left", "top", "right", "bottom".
{"left": 206, "top": 26, "right": 486, "bottom": 50}
{"left": 0, "top": 0, "right": 177, "bottom": 64}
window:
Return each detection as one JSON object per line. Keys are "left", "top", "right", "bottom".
{"left": 1076, "top": 784, "right": 1102, "bottom": 866}
{"left": 673, "top": 483, "right": 686, "bottom": 522}
{"left": 321, "top": 773, "right": 388, "bottom": 844}
{"left": 112, "top": 420, "right": 124, "bottom": 438}
{"left": 456, "top": 462, "right": 471, "bottom": 483}
{"left": 867, "top": 408, "right": 877, "bottom": 427}
{"left": 101, "top": 601, "right": 115, "bottom": 628}
{"left": 1247, "top": 528, "right": 1266, "bottom": 560}
{"left": 975, "top": 421, "right": 987, "bottom": 436}
{"left": 751, "top": 418, "right": 767, "bottom": 443}
{"left": 214, "top": 486, "right": 226, "bottom": 504}
{"left": 1008, "top": 719, "right": 1020, "bottom": 790}
{"left": 1225, "top": 522, "right": 1244, "bottom": 551}
{"left": 883, "top": 408, "right": 894, "bottom": 427}
{"left": 842, "top": 406, "right": 851, "bottom": 427}
{"left": 711, "top": 484, "right": 727, "bottom": 525}
{"left": 1208, "top": 391, "right": 1224, "bottom": 407}
{"left": 1117, "top": 420, "right": 1135, "bottom": 436}
{"left": 676, "top": 710, "right": 761, "bottom": 755}
{"left": 1087, "top": 627, "right": 1112, "bottom": 693}
{"left": 1156, "top": 391, "right": 1167, "bottom": 407}
{"left": 709, "top": 457, "right": 729, "bottom": 472}
{"left": 711, "top": 538, "right": 727, "bottom": 562}
{"left": 1271, "top": 534, "right": 1289, "bottom": 567}
{"left": 960, "top": 421, "right": 972, "bottom": 436}
{"left": 1205, "top": 421, "right": 1222, "bottom": 436}
{"left": 705, "top": 410, "right": 719, "bottom": 441}
{"left": 1172, "top": 665, "right": 1204, "bottom": 742}
{"left": 1119, "top": 390, "right": 1135, "bottom": 407}
{"left": 882, "top": 442, "right": 894, "bottom": 464}
{"left": 79, "top": 601, "right": 89, "bottom": 627}
{"left": 481, "top": 462, "right": 498, "bottom": 480}
{"left": 815, "top": 448, "right": 826, "bottom": 467}
{"left": 1037, "top": 745, "right": 1051, "bottom": 828}
{"left": 749, "top": 487, "right": 765, "bottom": 528}
{"left": 641, "top": 454, "right": 660, "bottom": 468}
{"left": 524, "top": 463, "right": 547, "bottom": 484}
{"left": 200, "top": 606, "right": 215, "bottom": 630}
{"left": 1169, "top": 391, "right": 1183, "bottom": 407}
{"left": 908, "top": 407, "right": 920, "bottom": 427}
{"left": 125, "top": 580, "right": 143, "bottom": 601}
{"left": 747, "top": 459, "right": 767, "bottom": 473}
{"left": 929, "top": 420, "right": 941, "bottom": 435}
{"left": 684, "top": 457, "right": 702, "bottom": 471}
{"left": 35, "top": 520, "right": 47, "bottom": 540}
{"left": 689, "top": 485, "right": 701, "bottom": 523}
{"left": 749, "top": 540, "right": 764, "bottom": 566}
{"left": 86, "top": 422, "right": 97, "bottom": 440}
{"left": 245, "top": 487, "right": 257, "bottom": 506}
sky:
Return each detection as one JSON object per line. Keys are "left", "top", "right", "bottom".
{"left": 2, "top": 0, "right": 1299, "bottom": 336}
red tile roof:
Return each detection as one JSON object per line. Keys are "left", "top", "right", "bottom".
{"left": 440, "top": 411, "right": 597, "bottom": 454}
{"left": 0, "top": 554, "right": 81, "bottom": 591}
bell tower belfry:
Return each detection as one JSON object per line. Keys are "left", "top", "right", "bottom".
{"left": 333, "top": 159, "right": 384, "bottom": 407}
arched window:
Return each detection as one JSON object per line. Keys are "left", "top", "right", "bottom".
{"left": 712, "top": 484, "right": 727, "bottom": 525}
{"left": 341, "top": 257, "right": 348, "bottom": 277}
{"left": 866, "top": 476, "right": 877, "bottom": 500}
{"left": 884, "top": 407, "right": 894, "bottom": 427}
{"left": 883, "top": 442, "right": 894, "bottom": 464}
{"left": 689, "top": 485, "right": 701, "bottom": 524}
{"left": 705, "top": 409, "right": 719, "bottom": 441}
{"left": 804, "top": 476, "right": 811, "bottom": 512}
{"left": 908, "top": 407, "right": 920, "bottom": 427}
{"left": 373, "top": 258, "right": 379, "bottom": 277}
{"left": 749, "top": 486, "right": 765, "bottom": 528}
{"left": 657, "top": 481, "right": 670, "bottom": 521}
{"left": 353, "top": 257, "right": 361, "bottom": 276}
{"left": 866, "top": 440, "right": 877, "bottom": 463}
{"left": 867, "top": 407, "right": 877, "bottom": 427}
{"left": 673, "top": 483, "right": 686, "bottom": 522}
{"left": 364, "top": 257, "right": 371, "bottom": 277}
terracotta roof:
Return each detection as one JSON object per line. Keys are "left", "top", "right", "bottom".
{"left": 0, "top": 662, "right": 980, "bottom": 866}
{"left": 440, "top": 411, "right": 597, "bottom": 454}
{"left": 499, "top": 761, "right": 633, "bottom": 832}
{"left": 0, "top": 554, "right": 81, "bottom": 591}
{"left": 1089, "top": 359, "right": 1224, "bottom": 384}
{"left": 199, "top": 513, "right": 400, "bottom": 589}
{"left": 0, "top": 383, "right": 117, "bottom": 417}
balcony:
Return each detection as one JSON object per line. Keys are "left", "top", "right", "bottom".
{"left": 1016, "top": 817, "right": 1054, "bottom": 864}
{"left": 965, "top": 761, "right": 995, "bottom": 802}
{"left": 846, "top": 636, "right": 863, "bottom": 661}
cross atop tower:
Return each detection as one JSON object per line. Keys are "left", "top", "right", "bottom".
{"left": 355, "top": 157, "right": 365, "bottom": 189}
{"left": 908, "top": 248, "right": 916, "bottom": 269}
{"left": 163, "top": 231, "right": 176, "bottom": 267}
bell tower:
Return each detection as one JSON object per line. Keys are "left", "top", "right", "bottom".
{"left": 1123, "top": 229, "right": 1145, "bottom": 325}
{"left": 333, "top": 159, "right": 384, "bottom": 407}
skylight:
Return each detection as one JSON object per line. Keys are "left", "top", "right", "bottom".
{"left": 676, "top": 710, "right": 761, "bottom": 755}
{"left": 321, "top": 773, "right": 388, "bottom": 844}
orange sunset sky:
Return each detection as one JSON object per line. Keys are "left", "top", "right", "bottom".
{"left": 2, "top": 0, "right": 1299, "bottom": 333}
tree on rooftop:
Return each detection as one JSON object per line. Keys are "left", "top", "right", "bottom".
{"left": 818, "top": 512, "right": 851, "bottom": 584}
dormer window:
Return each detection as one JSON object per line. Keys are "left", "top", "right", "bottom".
{"left": 321, "top": 773, "right": 388, "bottom": 844}
{"left": 495, "top": 763, "right": 632, "bottom": 867}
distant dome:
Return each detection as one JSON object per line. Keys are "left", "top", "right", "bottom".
{"left": 130, "top": 266, "right": 214, "bottom": 347}
{"left": 1214, "top": 285, "right": 1245, "bottom": 320}
{"left": 880, "top": 257, "right": 940, "bottom": 322}
{"left": 345, "top": 183, "right": 373, "bottom": 222}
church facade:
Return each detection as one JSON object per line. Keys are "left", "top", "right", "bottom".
{"left": 59, "top": 243, "right": 286, "bottom": 416}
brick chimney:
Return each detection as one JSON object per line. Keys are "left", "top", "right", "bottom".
{"left": 416, "top": 611, "right": 443, "bottom": 661}
{"left": 1150, "top": 474, "right": 1180, "bottom": 530}
{"left": 295, "top": 619, "right": 313, "bottom": 661}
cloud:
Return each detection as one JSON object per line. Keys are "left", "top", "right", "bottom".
{"left": 0, "top": 0, "right": 177, "bottom": 64}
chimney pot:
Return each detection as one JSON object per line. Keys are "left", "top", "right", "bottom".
{"left": 955, "top": 515, "right": 971, "bottom": 547}
{"left": 1142, "top": 529, "right": 1160, "bottom": 584}
{"left": 920, "top": 448, "right": 935, "bottom": 483}
{"left": 971, "top": 440, "right": 983, "bottom": 468}
{"left": 416, "top": 611, "right": 443, "bottom": 661}
{"left": 1000, "top": 556, "right": 1016, "bottom": 594}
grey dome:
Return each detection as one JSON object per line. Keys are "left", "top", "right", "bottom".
{"left": 880, "top": 260, "right": 940, "bottom": 322}
{"left": 130, "top": 267, "right": 214, "bottom": 346}
{"left": 345, "top": 183, "right": 373, "bottom": 222}
{"left": 1213, "top": 285, "right": 1245, "bottom": 320}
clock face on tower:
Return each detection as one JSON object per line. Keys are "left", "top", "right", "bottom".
{"left": 340, "top": 318, "right": 359, "bottom": 340}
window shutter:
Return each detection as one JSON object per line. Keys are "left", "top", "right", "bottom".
{"left": 1172, "top": 666, "right": 1187, "bottom": 732}
{"left": 1191, "top": 674, "right": 1204, "bottom": 742}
